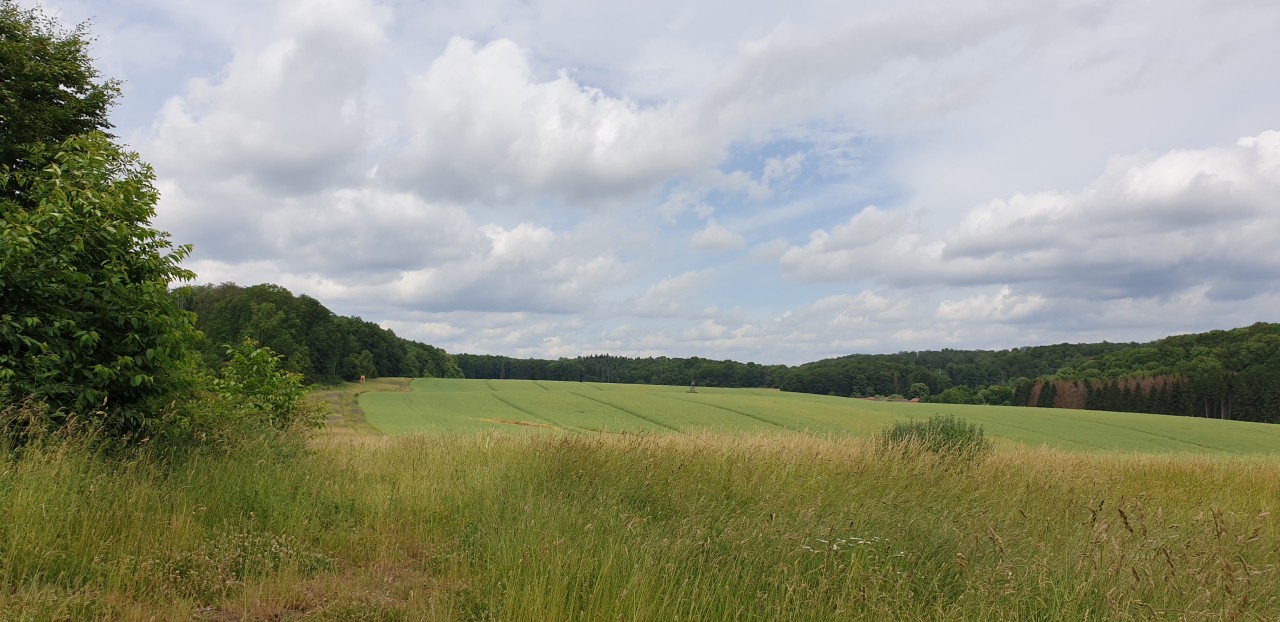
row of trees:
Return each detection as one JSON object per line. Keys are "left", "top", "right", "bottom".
{"left": 456, "top": 343, "right": 1108, "bottom": 399}
{"left": 454, "top": 324, "right": 1280, "bottom": 423}
{"left": 177, "top": 283, "right": 463, "bottom": 384}
{"left": 456, "top": 354, "right": 786, "bottom": 388}
{"left": 457, "top": 341, "right": 1137, "bottom": 399}
{"left": 779, "top": 341, "right": 1133, "bottom": 399}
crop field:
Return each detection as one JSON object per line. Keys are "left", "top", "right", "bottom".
{"left": 361, "top": 378, "right": 1280, "bottom": 454}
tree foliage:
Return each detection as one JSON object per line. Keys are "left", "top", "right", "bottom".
{"left": 213, "top": 339, "right": 323, "bottom": 431}
{"left": 177, "top": 283, "right": 463, "bottom": 383}
{"left": 1026, "top": 323, "right": 1280, "bottom": 423}
{"left": 455, "top": 353, "right": 786, "bottom": 388}
{"left": 1, "top": 3, "right": 199, "bottom": 439}
{"left": 1, "top": 133, "right": 198, "bottom": 434}
{"left": 0, "top": 1, "right": 118, "bottom": 176}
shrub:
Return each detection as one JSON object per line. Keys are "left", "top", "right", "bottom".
{"left": 879, "top": 414, "right": 991, "bottom": 458}
{"left": 926, "top": 385, "right": 976, "bottom": 405}
{"left": 151, "top": 340, "right": 324, "bottom": 453}
{"left": 212, "top": 339, "right": 323, "bottom": 432}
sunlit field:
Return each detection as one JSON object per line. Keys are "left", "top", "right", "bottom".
{"left": 362, "top": 378, "right": 1280, "bottom": 455}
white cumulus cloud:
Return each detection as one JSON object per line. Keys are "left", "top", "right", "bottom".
{"left": 780, "top": 130, "right": 1280, "bottom": 303}
{"left": 390, "top": 37, "right": 720, "bottom": 204}
{"left": 147, "top": 0, "right": 389, "bottom": 195}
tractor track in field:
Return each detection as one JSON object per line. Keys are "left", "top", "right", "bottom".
{"left": 488, "top": 393, "right": 569, "bottom": 431}
{"left": 570, "top": 392, "right": 681, "bottom": 433}
{"left": 668, "top": 395, "right": 801, "bottom": 433}
{"left": 1051, "top": 412, "right": 1228, "bottom": 452}
{"left": 962, "top": 417, "right": 1090, "bottom": 449}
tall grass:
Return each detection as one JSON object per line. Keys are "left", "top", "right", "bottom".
{"left": 1, "top": 428, "right": 1277, "bottom": 620}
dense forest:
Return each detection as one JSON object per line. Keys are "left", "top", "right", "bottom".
{"left": 176, "top": 283, "right": 462, "bottom": 384}
{"left": 456, "top": 323, "right": 1280, "bottom": 424}
{"left": 1018, "top": 323, "right": 1280, "bottom": 423}
{"left": 456, "top": 343, "right": 1127, "bottom": 397}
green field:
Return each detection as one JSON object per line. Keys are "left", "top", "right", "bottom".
{"left": 362, "top": 378, "right": 1280, "bottom": 454}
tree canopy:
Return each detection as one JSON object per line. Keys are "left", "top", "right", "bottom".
{"left": 1, "top": 3, "right": 196, "bottom": 436}
{"left": 177, "top": 283, "right": 463, "bottom": 384}
{"left": 0, "top": 0, "right": 118, "bottom": 174}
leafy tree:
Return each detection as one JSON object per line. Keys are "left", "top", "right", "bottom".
{"left": 1, "top": 3, "right": 196, "bottom": 438}
{"left": 907, "top": 382, "right": 930, "bottom": 399}
{"left": 343, "top": 350, "right": 376, "bottom": 381}
{"left": 975, "top": 384, "right": 1013, "bottom": 406}
{"left": 1011, "top": 377, "right": 1034, "bottom": 406}
{"left": 0, "top": 1, "right": 118, "bottom": 174}
{"left": 213, "top": 339, "right": 322, "bottom": 431}
{"left": 1, "top": 133, "right": 198, "bottom": 434}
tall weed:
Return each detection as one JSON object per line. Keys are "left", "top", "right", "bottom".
{"left": 879, "top": 414, "right": 992, "bottom": 459}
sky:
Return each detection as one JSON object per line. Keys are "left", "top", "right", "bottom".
{"left": 26, "top": 0, "right": 1280, "bottom": 364}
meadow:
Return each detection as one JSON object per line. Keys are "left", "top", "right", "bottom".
{"left": 1, "top": 379, "right": 1278, "bottom": 620}
{"left": 361, "top": 378, "right": 1280, "bottom": 454}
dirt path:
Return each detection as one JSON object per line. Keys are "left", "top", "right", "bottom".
{"left": 309, "top": 377, "right": 415, "bottom": 434}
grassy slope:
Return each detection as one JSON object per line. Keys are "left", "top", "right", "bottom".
{"left": 3, "top": 380, "right": 1279, "bottom": 620}
{"left": 362, "top": 378, "right": 1280, "bottom": 455}
{"left": 4, "top": 428, "right": 1278, "bottom": 621}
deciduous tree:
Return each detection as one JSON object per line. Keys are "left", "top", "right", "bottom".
{"left": 0, "top": 1, "right": 118, "bottom": 175}
{"left": 1, "top": 3, "right": 196, "bottom": 437}
{"left": 1, "top": 133, "right": 198, "bottom": 434}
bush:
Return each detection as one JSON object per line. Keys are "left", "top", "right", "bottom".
{"left": 212, "top": 339, "right": 323, "bottom": 432}
{"left": 926, "top": 385, "right": 975, "bottom": 405}
{"left": 879, "top": 414, "right": 991, "bottom": 458}
{"left": 149, "top": 340, "right": 324, "bottom": 454}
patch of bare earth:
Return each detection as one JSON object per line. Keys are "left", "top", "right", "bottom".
{"left": 482, "top": 418, "right": 552, "bottom": 429}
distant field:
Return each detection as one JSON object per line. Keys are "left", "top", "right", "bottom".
{"left": 361, "top": 378, "right": 1280, "bottom": 454}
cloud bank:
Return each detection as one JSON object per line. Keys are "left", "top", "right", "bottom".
{"left": 37, "top": 0, "right": 1279, "bottom": 363}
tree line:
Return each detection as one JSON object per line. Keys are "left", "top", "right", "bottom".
{"left": 458, "top": 342, "right": 1132, "bottom": 398}
{"left": 454, "top": 323, "right": 1280, "bottom": 423}
{"left": 1016, "top": 323, "right": 1280, "bottom": 423}
{"left": 176, "top": 283, "right": 463, "bottom": 384}
{"left": 457, "top": 353, "right": 788, "bottom": 388}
